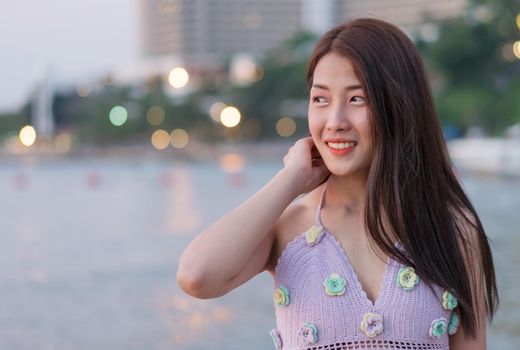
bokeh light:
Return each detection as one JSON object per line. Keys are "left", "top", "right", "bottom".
{"left": 209, "top": 102, "right": 226, "bottom": 122}
{"left": 219, "top": 153, "right": 245, "bottom": 173}
{"left": 76, "top": 83, "right": 92, "bottom": 97}
{"left": 151, "top": 130, "right": 170, "bottom": 150}
{"left": 276, "top": 117, "right": 297, "bottom": 137}
{"left": 516, "top": 13, "right": 520, "bottom": 29}
{"left": 502, "top": 43, "right": 516, "bottom": 62}
{"left": 54, "top": 133, "right": 72, "bottom": 152}
{"left": 170, "top": 129, "right": 189, "bottom": 149}
{"left": 19, "top": 125, "right": 36, "bottom": 147}
{"left": 230, "top": 55, "right": 262, "bottom": 85}
{"left": 169, "top": 67, "right": 189, "bottom": 88}
{"left": 147, "top": 106, "right": 165, "bottom": 126}
{"left": 109, "top": 106, "right": 128, "bottom": 126}
{"left": 220, "top": 106, "right": 241, "bottom": 128}
{"left": 513, "top": 41, "right": 520, "bottom": 60}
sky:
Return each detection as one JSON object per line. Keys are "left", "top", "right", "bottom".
{"left": 0, "top": 0, "right": 137, "bottom": 112}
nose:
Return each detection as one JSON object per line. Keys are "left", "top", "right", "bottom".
{"left": 325, "top": 103, "right": 351, "bottom": 131}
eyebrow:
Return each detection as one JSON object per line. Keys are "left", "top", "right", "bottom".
{"left": 311, "top": 83, "right": 363, "bottom": 91}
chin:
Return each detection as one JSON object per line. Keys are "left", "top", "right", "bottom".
{"left": 323, "top": 161, "right": 369, "bottom": 178}
{"left": 324, "top": 165, "right": 354, "bottom": 177}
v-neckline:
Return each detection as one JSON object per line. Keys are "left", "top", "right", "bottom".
{"left": 321, "top": 228, "right": 393, "bottom": 309}
{"left": 315, "top": 183, "right": 393, "bottom": 309}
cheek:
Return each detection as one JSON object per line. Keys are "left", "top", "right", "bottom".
{"left": 307, "top": 116, "right": 314, "bottom": 135}
{"left": 308, "top": 119, "right": 322, "bottom": 148}
{"left": 307, "top": 110, "right": 321, "bottom": 136}
{"left": 357, "top": 113, "right": 372, "bottom": 141}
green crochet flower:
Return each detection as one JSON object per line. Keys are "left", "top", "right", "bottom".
{"left": 274, "top": 285, "right": 290, "bottom": 307}
{"left": 429, "top": 318, "right": 448, "bottom": 339}
{"left": 442, "top": 290, "right": 458, "bottom": 310}
{"left": 269, "top": 328, "right": 283, "bottom": 350}
{"left": 448, "top": 312, "right": 460, "bottom": 335}
{"left": 324, "top": 273, "right": 347, "bottom": 296}
{"left": 396, "top": 267, "right": 420, "bottom": 291}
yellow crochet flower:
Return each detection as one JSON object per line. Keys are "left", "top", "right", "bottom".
{"left": 274, "top": 285, "right": 290, "bottom": 307}
{"left": 360, "top": 312, "right": 384, "bottom": 338}
{"left": 396, "top": 267, "right": 420, "bottom": 291}
{"left": 304, "top": 225, "right": 324, "bottom": 245}
{"left": 442, "top": 291, "right": 458, "bottom": 310}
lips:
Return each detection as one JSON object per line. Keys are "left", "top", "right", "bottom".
{"left": 325, "top": 141, "right": 357, "bottom": 156}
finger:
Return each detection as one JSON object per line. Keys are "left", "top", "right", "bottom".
{"left": 296, "top": 136, "right": 314, "bottom": 148}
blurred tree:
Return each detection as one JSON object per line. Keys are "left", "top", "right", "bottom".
{"left": 418, "top": 0, "right": 520, "bottom": 134}
{"left": 227, "top": 31, "right": 317, "bottom": 139}
{"left": 14, "top": 2, "right": 519, "bottom": 146}
{"left": 0, "top": 112, "right": 27, "bottom": 139}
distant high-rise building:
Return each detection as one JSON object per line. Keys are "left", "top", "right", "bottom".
{"left": 139, "top": 0, "right": 304, "bottom": 69}
{"left": 139, "top": 0, "right": 467, "bottom": 69}
{"left": 341, "top": 0, "right": 467, "bottom": 31}
{"left": 32, "top": 69, "right": 55, "bottom": 137}
{"left": 301, "top": 0, "right": 344, "bottom": 35}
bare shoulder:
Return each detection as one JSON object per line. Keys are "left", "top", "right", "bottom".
{"left": 266, "top": 184, "right": 324, "bottom": 273}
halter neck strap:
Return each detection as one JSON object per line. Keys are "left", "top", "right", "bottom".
{"left": 315, "top": 182, "right": 327, "bottom": 227}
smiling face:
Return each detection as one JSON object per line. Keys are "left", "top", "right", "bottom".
{"left": 308, "top": 52, "right": 372, "bottom": 178}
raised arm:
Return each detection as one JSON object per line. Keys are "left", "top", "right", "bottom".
{"left": 176, "top": 137, "right": 329, "bottom": 299}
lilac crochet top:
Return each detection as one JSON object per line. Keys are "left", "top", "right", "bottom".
{"left": 270, "top": 186, "right": 460, "bottom": 350}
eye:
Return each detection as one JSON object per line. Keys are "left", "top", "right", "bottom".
{"left": 350, "top": 96, "right": 365, "bottom": 104}
{"left": 311, "top": 96, "right": 328, "bottom": 105}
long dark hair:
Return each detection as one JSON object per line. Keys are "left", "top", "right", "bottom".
{"left": 307, "top": 18, "right": 498, "bottom": 337}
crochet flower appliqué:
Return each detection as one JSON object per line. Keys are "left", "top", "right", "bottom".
{"left": 429, "top": 318, "right": 448, "bottom": 339}
{"left": 297, "top": 322, "right": 318, "bottom": 346}
{"left": 324, "top": 273, "right": 347, "bottom": 296}
{"left": 360, "top": 312, "right": 384, "bottom": 338}
{"left": 448, "top": 312, "right": 460, "bottom": 335}
{"left": 442, "top": 290, "right": 458, "bottom": 310}
{"left": 396, "top": 267, "right": 420, "bottom": 291}
{"left": 304, "top": 225, "right": 324, "bottom": 245}
{"left": 274, "top": 285, "right": 290, "bottom": 307}
{"left": 269, "top": 328, "right": 283, "bottom": 350}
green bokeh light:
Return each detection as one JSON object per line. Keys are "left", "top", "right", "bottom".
{"left": 109, "top": 106, "right": 128, "bottom": 126}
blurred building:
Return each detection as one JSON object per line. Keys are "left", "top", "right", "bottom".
{"left": 139, "top": 0, "right": 350, "bottom": 68}
{"left": 341, "top": 0, "right": 467, "bottom": 34}
{"left": 140, "top": 0, "right": 303, "bottom": 69}
{"left": 139, "top": 0, "right": 467, "bottom": 69}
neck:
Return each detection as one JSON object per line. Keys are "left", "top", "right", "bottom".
{"left": 324, "top": 173, "right": 368, "bottom": 215}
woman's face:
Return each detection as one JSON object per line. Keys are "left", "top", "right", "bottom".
{"left": 308, "top": 52, "right": 372, "bottom": 178}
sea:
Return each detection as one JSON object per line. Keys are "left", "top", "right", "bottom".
{"left": 0, "top": 151, "right": 518, "bottom": 349}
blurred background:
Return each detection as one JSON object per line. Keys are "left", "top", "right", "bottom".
{"left": 0, "top": 0, "right": 519, "bottom": 349}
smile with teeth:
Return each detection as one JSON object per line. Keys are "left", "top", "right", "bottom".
{"left": 327, "top": 142, "right": 356, "bottom": 150}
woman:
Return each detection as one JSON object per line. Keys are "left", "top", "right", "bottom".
{"left": 177, "top": 18, "right": 498, "bottom": 349}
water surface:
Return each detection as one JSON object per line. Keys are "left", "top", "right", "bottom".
{"left": 0, "top": 157, "right": 517, "bottom": 349}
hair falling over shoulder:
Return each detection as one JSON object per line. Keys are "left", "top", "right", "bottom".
{"left": 307, "top": 18, "right": 498, "bottom": 338}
